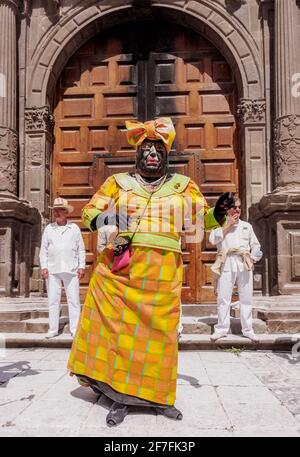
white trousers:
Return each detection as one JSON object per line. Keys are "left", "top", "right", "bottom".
{"left": 215, "top": 270, "right": 254, "bottom": 336}
{"left": 46, "top": 273, "right": 81, "bottom": 334}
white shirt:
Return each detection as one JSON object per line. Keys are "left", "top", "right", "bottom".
{"left": 39, "top": 222, "right": 86, "bottom": 274}
{"left": 209, "top": 219, "right": 263, "bottom": 272}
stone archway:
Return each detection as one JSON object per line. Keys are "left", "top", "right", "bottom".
{"left": 51, "top": 18, "right": 240, "bottom": 303}
{"left": 23, "top": 1, "right": 266, "bottom": 219}
{"left": 23, "top": 0, "right": 267, "bottom": 296}
{"left": 29, "top": 1, "right": 264, "bottom": 105}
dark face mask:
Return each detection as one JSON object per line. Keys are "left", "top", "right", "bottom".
{"left": 136, "top": 140, "right": 168, "bottom": 179}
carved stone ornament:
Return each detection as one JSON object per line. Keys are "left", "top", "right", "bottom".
{"left": 22, "top": 0, "right": 32, "bottom": 16}
{"left": 274, "top": 115, "right": 300, "bottom": 187}
{"left": 224, "top": 0, "right": 247, "bottom": 12}
{"left": 25, "top": 106, "right": 55, "bottom": 134}
{"left": 45, "top": 0, "right": 60, "bottom": 17}
{"left": 0, "top": 127, "right": 18, "bottom": 194}
{"left": 1, "top": 0, "right": 21, "bottom": 14}
{"left": 237, "top": 99, "right": 266, "bottom": 124}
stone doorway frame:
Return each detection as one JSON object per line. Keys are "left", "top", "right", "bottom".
{"left": 22, "top": 1, "right": 267, "bottom": 295}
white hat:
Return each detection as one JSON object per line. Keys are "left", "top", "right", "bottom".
{"left": 49, "top": 197, "right": 74, "bottom": 214}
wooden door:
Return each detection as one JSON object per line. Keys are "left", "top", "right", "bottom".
{"left": 52, "top": 21, "right": 239, "bottom": 303}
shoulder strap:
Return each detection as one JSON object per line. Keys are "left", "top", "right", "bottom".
{"left": 129, "top": 192, "right": 153, "bottom": 244}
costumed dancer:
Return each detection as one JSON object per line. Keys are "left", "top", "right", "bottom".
{"left": 68, "top": 117, "right": 234, "bottom": 426}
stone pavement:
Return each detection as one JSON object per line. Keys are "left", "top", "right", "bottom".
{"left": 0, "top": 348, "right": 300, "bottom": 437}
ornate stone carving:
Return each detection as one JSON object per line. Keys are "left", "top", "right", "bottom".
{"left": 1, "top": 0, "right": 21, "bottom": 14}
{"left": 45, "top": 141, "right": 51, "bottom": 168}
{"left": 22, "top": 0, "right": 32, "bottom": 16}
{"left": 274, "top": 115, "right": 300, "bottom": 187}
{"left": 0, "top": 127, "right": 18, "bottom": 194}
{"left": 0, "top": 229, "right": 6, "bottom": 264}
{"left": 224, "top": 0, "right": 247, "bottom": 13}
{"left": 30, "top": 136, "right": 42, "bottom": 164}
{"left": 25, "top": 106, "right": 55, "bottom": 134}
{"left": 45, "top": 0, "right": 60, "bottom": 18}
{"left": 237, "top": 99, "right": 266, "bottom": 124}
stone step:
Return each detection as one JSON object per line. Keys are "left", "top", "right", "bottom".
{"left": 1, "top": 305, "right": 214, "bottom": 319}
{"left": 230, "top": 306, "right": 260, "bottom": 319}
{"left": 0, "top": 317, "right": 68, "bottom": 333}
{"left": 182, "top": 304, "right": 217, "bottom": 317}
{"left": 181, "top": 316, "right": 267, "bottom": 334}
{"left": 1, "top": 304, "right": 299, "bottom": 334}
{"left": 257, "top": 309, "right": 300, "bottom": 320}
{"left": 0, "top": 298, "right": 48, "bottom": 309}
{"left": 0, "top": 311, "right": 33, "bottom": 321}
{"left": 253, "top": 296, "right": 300, "bottom": 307}
{"left": 265, "top": 319, "right": 300, "bottom": 334}
{"left": 231, "top": 307, "right": 300, "bottom": 333}
{"left": 178, "top": 333, "right": 300, "bottom": 351}
{"left": 0, "top": 308, "right": 67, "bottom": 321}
{"left": 2, "top": 332, "right": 300, "bottom": 351}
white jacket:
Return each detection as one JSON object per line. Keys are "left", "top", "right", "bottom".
{"left": 209, "top": 219, "right": 262, "bottom": 272}
{"left": 39, "top": 222, "right": 86, "bottom": 274}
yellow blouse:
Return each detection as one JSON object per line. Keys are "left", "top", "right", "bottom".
{"left": 82, "top": 173, "right": 222, "bottom": 253}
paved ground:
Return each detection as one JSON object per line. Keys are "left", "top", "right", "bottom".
{"left": 0, "top": 348, "right": 300, "bottom": 437}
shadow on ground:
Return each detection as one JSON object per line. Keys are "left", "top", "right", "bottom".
{"left": 0, "top": 362, "right": 40, "bottom": 387}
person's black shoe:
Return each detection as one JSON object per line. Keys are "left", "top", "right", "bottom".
{"left": 106, "top": 402, "right": 129, "bottom": 426}
{"left": 156, "top": 406, "right": 183, "bottom": 420}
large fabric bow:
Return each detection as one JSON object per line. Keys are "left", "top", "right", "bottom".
{"left": 125, "top": 117, "right": 176, "bottom": 154}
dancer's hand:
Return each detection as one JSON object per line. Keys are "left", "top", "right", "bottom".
{"left": 97, "top": 225, "right": 119, "bottom": 253}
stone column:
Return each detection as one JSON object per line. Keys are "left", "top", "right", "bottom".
{"left": 250, "top": 0, "right": 300, "bottom": 298}
{"left": 0, "top": 0, "right": 41, "bottom": 297}
{"left": 24, "top": 106, "right": 54, "bottom": 296}
{"left": 274, "top": 0, "right": 300, "bottom": 189}
{"left": 0, "top": 0, "right": 20, "bottom": 197}
{"left": 237, "top": 98, "right": 267, "bottom": 296}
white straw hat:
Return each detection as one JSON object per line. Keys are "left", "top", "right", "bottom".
{"left": 49, "top": 197, "right": 74, "bottom": 214}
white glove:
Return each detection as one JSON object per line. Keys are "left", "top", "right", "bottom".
{"left": 97, "top": 225, "right": 118, "bottom": 253}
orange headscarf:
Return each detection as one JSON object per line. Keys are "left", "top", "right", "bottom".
{"left": 125, "top": 117, "right": 176, "bottom": 154}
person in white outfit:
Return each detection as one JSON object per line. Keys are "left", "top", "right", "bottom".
{"left": 39, "top": 197, "right": 86, "bottom": 339}
{"left": 209, "top": 195, "right": 262, "bottom": 342}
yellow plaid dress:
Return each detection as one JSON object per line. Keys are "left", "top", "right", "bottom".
{"left": 68, "top": 173, "right": 221, "bottom": 405}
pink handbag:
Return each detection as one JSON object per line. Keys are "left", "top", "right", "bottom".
{"left": 111, "top": 247, "right": 131, "bottom": 273}
{"left": 110, "top": 193, "right": 152, "bottom": 273}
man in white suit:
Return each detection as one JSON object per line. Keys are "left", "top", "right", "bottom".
{"left": 40, "top": 197, "right": 86, "bottom": 339}
{"left": 209, "top": 195, "right": 262, "bottom": 342}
